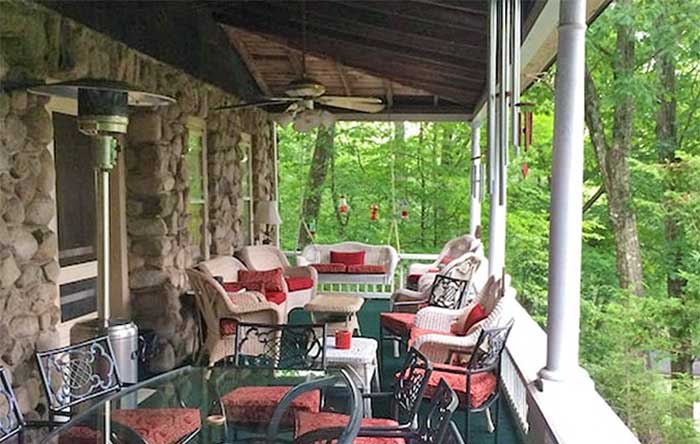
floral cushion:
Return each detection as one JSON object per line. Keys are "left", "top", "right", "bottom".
{"left": 450, "top": 303, "right": 487, "bottom": 336}
{"left": 220, "top": 317, "right": 238, "bottom": 336}
{"left": 222, "top": 386, "right": 320, "bottom": 425}
{"left": 311, "top": 263, "right": 347, "bottom": 273}
{"left": 61, "top": 409, "right": 201, "bottom": 444}
{"left": 238, "top": 268, "right": 285, "bottom": 292}
{"left": 379, "top": 313, "right": 416, "bottom": 336}
{"left": 425, "top": 366, "right": 497, "bottom": 409}
{"left": 295, "top": 411, "right": 404, "bottom": 444}
{"left": 285, "top": 277, "right": 315, "bottom": 291}
{"left": 347, "top": 264, "right": 387, "bottom": 274}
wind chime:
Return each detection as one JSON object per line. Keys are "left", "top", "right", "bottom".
{"left": 399, "top": 199, "right": 409, "bottom": 221}
{"left": 518, "top": 101, "right": 535, "bottom": 179}
{"left": 369, "top": 204, "right": 379, "bottom": 221}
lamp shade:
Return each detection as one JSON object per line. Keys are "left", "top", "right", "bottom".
{"left": 255, "top": 200, "right": 282, "bottom": 225}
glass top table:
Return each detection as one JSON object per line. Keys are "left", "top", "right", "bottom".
{"left": 24, "top": 365, "right": 361, "bottom": 444}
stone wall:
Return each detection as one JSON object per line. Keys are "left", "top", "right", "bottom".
{"left": 0, "top": 90, "right": 59, "bottom": 414}
{"left": 0, "top": 1, "right": 276, "bottom": 413}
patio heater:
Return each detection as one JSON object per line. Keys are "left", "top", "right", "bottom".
{"left": 29, "top": 80, "right": 175, "bottom": 384}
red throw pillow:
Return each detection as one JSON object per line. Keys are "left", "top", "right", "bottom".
{"left": 330, "top": 250, "right": 365, "bottom": 267}
{"left": 238, "top": 268, "right": 284, "bottom": 292}
{"left": 450, "top": 304, "right": 487, "bottom": 336}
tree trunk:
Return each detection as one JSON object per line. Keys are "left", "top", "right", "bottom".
{"left": 655, "top": 39, "right": 693, "bottom": 418}
{"left": 297, "top": 125, "right": 335, "bottom": 247}
{"left": 583, "top": 8, "right": 644, "bottom": 296}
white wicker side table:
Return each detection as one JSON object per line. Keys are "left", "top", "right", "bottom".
{"left": 324, "top": 336, "right": 380, "bottom": 417}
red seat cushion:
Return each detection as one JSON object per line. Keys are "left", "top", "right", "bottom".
{"left": 379, "top": 313, "right": 416, "bottom": 336}
{"left": 220, "top": 317, "right": 237, "bottom": 336}
{"left": 295, "top": 411, "right": 404, "bottom": 444}
{"left": 61, "top": 409, "right": 201, "bottom": 444}
{"left": 264, "top": 291, "right": 287, "bottom": 305}
{"left": 238, "top": 268, "right": 285, "bottom": 292}
{"left": 222, "top": 386, "right": 320, "bottom": 425}
{"left": 311, "top": 263, "right": 347, "bottom": 273}
{"left": 330, "top": 250, "right": 365, "bottom": 266}
{"left": 347, "top": 264, "right": 387, "bottom": 274}
{"left": 425, "top": 366, "right": 497, "bottom": 409}
{"left": 285, "top": 276, "right": 315, "bottom": 291}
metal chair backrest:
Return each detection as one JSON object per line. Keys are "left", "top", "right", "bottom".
{"left": 427, "top": 275, "right": 470, "bottom": 309}
{"left": 35, "top": 336, "right": 121, "bottom": 414}
{"left": 392, "top": 348, "right": 432, "bottom": 425}
{"left": 234, "top": 322, "right": 327, "bottom": 370}
{"left": 416, "top": 379, "right": 460, "bottom": 444}
{"left": 0, "top": 368, "right": 23, "bottom": 443}
{"left": 467, "top": 320, "right": 514, "bottom": 374}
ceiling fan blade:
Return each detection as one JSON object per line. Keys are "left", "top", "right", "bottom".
{"left": 316, "top": 96, "right": 385, "bottom": 113}
{"left": 213, "top": 98, "right": 298, "bottom": 111}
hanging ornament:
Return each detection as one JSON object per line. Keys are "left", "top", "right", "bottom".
{"left": 338, "top": 194, "right": 349, "bottom": 214}
{"left": 307, "top": 219, "right": 317, "bottom": 238}
{"left": 369, "top": 203, "right": 379, "bottom": 221}
{"left": 399, "top": 199, "right": 409, "bottom": 220}
{"left": 521, "top": 162, "right": 529, "bottom": 179}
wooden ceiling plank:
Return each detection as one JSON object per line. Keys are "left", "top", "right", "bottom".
{"left": 408, "top": 0, "right": 489, "bottom": 16}
{"left": 336, "top": 62, "right": 353, "bottom": 96}
{"left": 227, "top": 29, "right": 272, "bottom": 97}
{"left": 214, "top": 7, "right": 485, "bottom": 71}
{"left": 338, "top": 1, "right": 487, "bottom": 32}
{"left": 247, "top": 2, "right": 487, "bottom": 59}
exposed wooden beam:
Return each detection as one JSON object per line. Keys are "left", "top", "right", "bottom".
{"left": 214, "top": 6, "right": 485, "bottom": 71}
{"left": 339, "top": 1, "right": 487, "bottom": 32}
{"left": 336, "top": 63, "right": 352, "bottom": 96}
{"left": 287, "top": 50, "right": 304, "bottom": 78}
{"left": 383, "top": 80, "right": 394, "bottom": 108}
{"left": 226, "top": 29, "right": 272, "bottom": 97}
{"left": 43, "top": 1, "right": 261, "bottom": 100}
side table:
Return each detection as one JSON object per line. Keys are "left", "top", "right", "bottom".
{"left": 304, "top": 293, "right": 365, "bottom": 335}
{"left": 324, "top": 336, "right": 380, "bottom": 417}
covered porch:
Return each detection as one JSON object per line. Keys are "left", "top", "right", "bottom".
{"left": 0, "top": 1, "right": 637, "bottom": 443}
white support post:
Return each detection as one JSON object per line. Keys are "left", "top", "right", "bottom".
{"left": 469, "top": 120, "right": 482, "bottom": 236}
{"left": 539, "top": 0, "right": 587, "bottom": 383}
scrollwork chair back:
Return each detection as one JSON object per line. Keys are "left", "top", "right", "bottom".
{"left": 234, "top": 323, "right": 327, "bottom": 370}
{"left": 467, "top": 320, "right": 514, "bottom": 374}
{"left": 35, "top": 336, "right": 120, "bottom": 414}
{"left": 416, "top": 379, "right": 459, "bottom": 444}
{"left": 392, "top": 348, "right": 432, "bottom": 425}
{"left": 0, "top": 368, "right": 23, "bottom": 443}
{"left": 427, "top": 275, "right": 469, "bottom": 309}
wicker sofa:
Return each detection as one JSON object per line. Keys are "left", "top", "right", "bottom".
{"left": 296, "top": 242, "right": 400, "bottom": 286}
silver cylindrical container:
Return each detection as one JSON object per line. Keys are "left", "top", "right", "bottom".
{"left": 71, "top": 318, "right": 139, "bottom": 384}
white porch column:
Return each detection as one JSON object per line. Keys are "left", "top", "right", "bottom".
{"left": 469, "top": 120, "right": 482, "bottom": 236}
{"left": 539, "top": 0, "right": 587, "bottom": 382}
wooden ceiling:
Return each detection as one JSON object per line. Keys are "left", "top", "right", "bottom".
{"left": 43, "top": 1, "right": 545, "bottom": 119}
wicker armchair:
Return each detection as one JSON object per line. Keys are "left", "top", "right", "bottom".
{"left": 411, "top": 276, "right": 515, "bottom": 363}
{"left": 238, "top": 245, "right": 318, "bottom": 313}
{"left": 391, "top": 253, "right": 488, "bottom": 313}
{"left": 187, "top": 257, "right": 285, "bottom": 366}
{"left": 406, "top": 235, "right": 482, "bottom": 289}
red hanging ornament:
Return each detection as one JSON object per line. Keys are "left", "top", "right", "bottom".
{"left": 399, "top": 199, "right": 409, "bottom": 220}
{"left": 338, "top": 195, "right": 349, "bottom": 214}
{"left": 369, "top": 204, "right": 379, "bottom": 221}
{"left": 521, "top": 162, "right": 529, "bottom": 179}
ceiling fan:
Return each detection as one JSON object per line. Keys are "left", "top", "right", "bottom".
{"left": 214, "top": 1, "right": 384, "bottom": 128}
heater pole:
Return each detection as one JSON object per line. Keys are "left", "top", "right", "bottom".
{"left": 95, "top": 135, "right": 115, "bottom": 328}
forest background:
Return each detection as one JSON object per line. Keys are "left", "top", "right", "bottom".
{"left": 277, "top": 1, "right": 700, "bottom": 442}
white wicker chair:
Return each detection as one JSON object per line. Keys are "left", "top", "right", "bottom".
{"left": 238, "top": 245, "right": 318, "bottom": 313}
{"left": 411, "top": 275, "right": 515, "bottom": 363}
{"left": 407, "top": 235, "right": 483, "bottom": 281}
{"left": 391, "top": 253, "right": 488, "bottom": 313}
{"left": 187, "top": 256, "right": 286, "bottom": 366}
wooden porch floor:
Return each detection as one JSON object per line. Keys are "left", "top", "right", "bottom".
{"left": 289, "top": 299, "right": 524, "bottom": 444}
